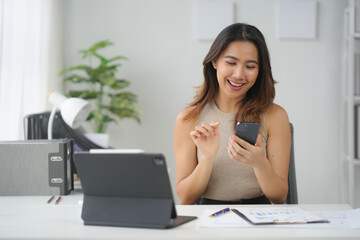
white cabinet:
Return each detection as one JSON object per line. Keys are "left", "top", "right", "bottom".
{"left": 341, "top": 5, "right": 360, "bottom": 208}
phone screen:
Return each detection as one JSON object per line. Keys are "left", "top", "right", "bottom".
{"left": 235, "top": 122, "right": 260, "bottom": 145}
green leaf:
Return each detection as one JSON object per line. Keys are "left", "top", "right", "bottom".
{"left": 106, "top": 56, "right": 128, "bottom": 64}
{"left": 99, "top": 74, "right": 116, "bottom": 86}
{"left": 102, "top": 115, "right": 116, "bottom": 123}
{"left": 62, "top": 75, "right": 90, "bottom": 83}
{"left": 107, "top": 93, "right": 141, "bottom": 123}
{"left": 104, "top": 64, "right": 121, "bottom": 72}
{"left": 92, "top": 52, "right": 107, "bottom": 64}
{"left": 92, "top": 111, "right": 103, "bottom": 121}
{"left": 78, "top": 40, "right": 114, "bottom": 58}
{"left": 86, "top": 112, "right": 94, "bottom": 121}
{"left": 59, "top": 65, "right": 90, "bottom": 76}
{"left": 111, "top": 92, "right": 138, "bottom": 102}
{"left": 89, "top": 40, "right": 113, "bottom": 52}
{"left": 109, "top": 79, "right": 130, "bottom": 90}
{"left": 67, "top": 90, "right": 98, "bottom": 99}
{"left": 109, "top": 108, "right": 141, "bottom": 123}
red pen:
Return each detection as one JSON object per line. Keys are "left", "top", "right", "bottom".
{"left": 55, "top": 196, "right": 62, "bottom": 205}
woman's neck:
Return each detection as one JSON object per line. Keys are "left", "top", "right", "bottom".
{"left": 214, "top": 94, "right": 240, "bottom": 113}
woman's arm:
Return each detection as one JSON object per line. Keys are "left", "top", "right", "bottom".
{"left": 228, "top": 104, "right": 291, "bottom": 203}
{"left": 174, "top": 108, "right": 220, "bottom": 205}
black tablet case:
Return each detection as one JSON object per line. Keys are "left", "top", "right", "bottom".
{"left": 74, "top": 152, "right": 196, "bottom": 229}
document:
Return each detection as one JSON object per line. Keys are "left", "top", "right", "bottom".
{"left": 231, "top": 207, "right": 328, "bottom": 225}
{"left": 197, "top": 207, "right": 360, "bottom": 228}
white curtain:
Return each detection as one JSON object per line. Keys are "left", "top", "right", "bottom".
{"left": 0, "top": 0, "right": 63, "bottom": 140}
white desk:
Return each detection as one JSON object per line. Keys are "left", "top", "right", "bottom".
{"left": 1, "top": 190, "right": 359, "bottom": 240}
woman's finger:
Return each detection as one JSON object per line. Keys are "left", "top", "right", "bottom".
{"left": 228, "top": 144, "right": 245, "bottom": 163}
{"left": 194, "top": 125, "right": 210, "bottom": 136}
{"left": 229, "top": 138, "right": 244, "bottom": 155}
{"left": 190, "top": 130, "right": 200, "bottom": 139}
{"left": 201, "top": 122, "right": 215, "bottom": 136}
{"left": 233, "top": 135, "right": 254, "bottom": 150}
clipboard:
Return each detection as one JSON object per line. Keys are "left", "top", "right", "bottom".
{"left": 231, "top": 207, "right": 330, "bottom": 225}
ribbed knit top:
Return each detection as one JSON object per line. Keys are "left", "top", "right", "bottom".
{"left": 197, "top": 99, "right": 267, "bottom": 201}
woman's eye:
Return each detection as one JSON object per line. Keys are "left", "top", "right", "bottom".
{"left": 246, "top": 66, "right": 256, "bottom": 69}
{"left": 226, "top": 61, "right": 236, "bottom": 66}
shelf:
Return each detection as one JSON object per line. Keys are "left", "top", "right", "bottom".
{"left": 343, "top": 156, "right": 360, "bottom": 165}
{"left": 342, "top": 6, "right": 360, "bottom": 208}
{"left": 354, "top": 33, "right": 360, "bottom": 38}
{"left": 345, "top": 158, "right": 360, "bottom": 166}
{"left": 342, "top": 96, "right": 360, "bottom": 104}
{"left": 355, "top": 96, "right": 360, "bottom": 104}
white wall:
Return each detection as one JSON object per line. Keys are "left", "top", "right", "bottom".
{"left": 63, "top": 0, "right": 354, "bottom": 205}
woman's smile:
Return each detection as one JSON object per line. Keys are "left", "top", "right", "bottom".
{"left": 227, "top": 79, "right": 245, "bottom": 90}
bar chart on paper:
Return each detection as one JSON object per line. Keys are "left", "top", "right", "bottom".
{"left": 233, "top": 207, "right": 328, "bottom": 224}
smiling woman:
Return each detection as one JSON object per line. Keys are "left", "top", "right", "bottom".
{"left": 173, "top": 23, "right": 291, "bottom": 205}
{"left": 212, "top": 41, "right": 259, "bottom": 104}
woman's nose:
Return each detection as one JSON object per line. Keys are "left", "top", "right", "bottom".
{"left": 232, "top": 66, "right": 244, "bottom": 79}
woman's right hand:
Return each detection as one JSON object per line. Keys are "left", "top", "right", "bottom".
{"left": 190, "top": 121, "right": 220, "bottom": 160}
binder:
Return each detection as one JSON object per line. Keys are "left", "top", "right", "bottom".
{"left": 0, "top": 139, "right": 73, "bottom": 196}
{"left": 231, "top": 207, "right": 329, "bottom": 225}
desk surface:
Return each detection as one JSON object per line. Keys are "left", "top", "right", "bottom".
{"left": 1, "top": 190, "right": 359, "bottom": 240}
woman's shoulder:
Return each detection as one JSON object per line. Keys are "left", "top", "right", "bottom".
{"left": 264, "top": 103, "right": 289, "bottom": 127}
{"left": 175, "top": 106, "right": 198, "bottom": 127}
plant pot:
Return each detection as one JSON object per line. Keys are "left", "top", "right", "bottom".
{"left": 84, "top": 133, "right": 109, "bottom": 149}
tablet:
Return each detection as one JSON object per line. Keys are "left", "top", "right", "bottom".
{"left": 74, "top": 152, "right": 196, "bottom": 229}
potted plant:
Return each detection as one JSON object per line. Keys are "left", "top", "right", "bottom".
{"left": 59, "top": 40, "right": 141, "bottom": 146}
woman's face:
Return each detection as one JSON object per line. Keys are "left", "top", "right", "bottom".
{"left": 213, "top": 40, "right": 259, "bottom": 102}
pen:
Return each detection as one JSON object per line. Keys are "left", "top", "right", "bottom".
{"left": 55, "top": 196, "right": 62, "bottom": 205}
{"left": 47, "top": 195, "right": 55, "bottom": 204}
{"left": 209, "top": 207, "right": 230, "bottom": 217}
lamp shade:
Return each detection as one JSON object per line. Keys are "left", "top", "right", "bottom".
{"left": 47, "top": 90, "right": 91, "bottom": 131}
{"left": 60, "top": 98, "right": 91, "bottom": 128}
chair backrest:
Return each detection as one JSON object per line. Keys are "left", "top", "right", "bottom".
{"left": 286, "top": 123, "right": 298, "bottom": 204}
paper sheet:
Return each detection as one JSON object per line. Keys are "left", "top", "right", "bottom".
{"left": 234, "top": 207, "right": 325, "bottom": 224}
{"left": 197, "top": 208, "right": 360, "bottom": 228}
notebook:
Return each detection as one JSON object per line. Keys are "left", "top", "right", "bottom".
{"left": 74, "top": 152, "right": 197, "bottom": 229}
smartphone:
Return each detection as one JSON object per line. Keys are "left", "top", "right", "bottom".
{"left": 235, "top": 122, "right": 260, "bottom": 145}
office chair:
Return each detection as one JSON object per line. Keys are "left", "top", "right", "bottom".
{"left": 286, "top": 123, "right": 298, "bottom": 204}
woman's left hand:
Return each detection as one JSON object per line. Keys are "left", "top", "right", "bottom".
{"left": 227, "top": 134, "right": 267, "bottom": 169}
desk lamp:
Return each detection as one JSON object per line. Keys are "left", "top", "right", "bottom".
{"left": 47, "top": 90, "right": 91, "bottom": 139}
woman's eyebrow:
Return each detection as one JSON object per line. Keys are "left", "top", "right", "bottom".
{"left": 224, "top": 55, "right": 258, "bottom": 64}
{"left": 224, "top": 55, "right": 239, "bottom": 60}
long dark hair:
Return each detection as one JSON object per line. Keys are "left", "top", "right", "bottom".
{"left": 185, "top": 23, "right": 275, "bottom": 127}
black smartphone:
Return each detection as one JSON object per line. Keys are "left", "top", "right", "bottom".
{"left": 235, "top": 122, "right": 260, "bottom": 145}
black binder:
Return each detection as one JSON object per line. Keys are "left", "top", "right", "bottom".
{"left": 74, "top": 152, "right": 196, "bottom": 229}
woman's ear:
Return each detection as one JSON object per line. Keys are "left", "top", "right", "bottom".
{"left": 212, "top": 60, "right": 217, "bottom": 69}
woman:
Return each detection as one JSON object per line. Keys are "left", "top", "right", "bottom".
{"left": 173, "top": 23, "right": 291, "bottom": 205}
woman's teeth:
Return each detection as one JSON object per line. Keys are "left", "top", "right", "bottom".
{"left": 228, "top": 80, "right": 245, "bottom": 87}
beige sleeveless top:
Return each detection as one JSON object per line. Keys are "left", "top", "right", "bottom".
{"left": 197, "top": 100, "right": 268, "bottom": 201}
